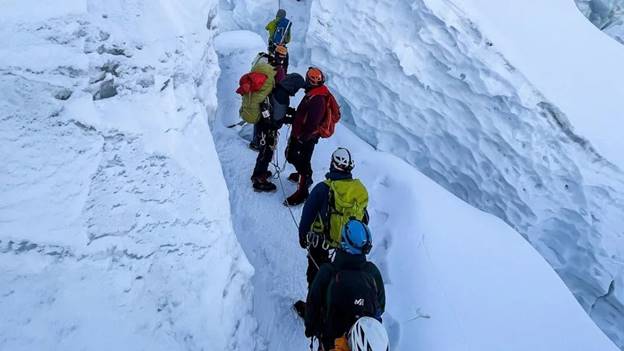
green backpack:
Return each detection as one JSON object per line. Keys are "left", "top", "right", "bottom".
{"left": 315, "top": 179, "right": 369, "bottom": 248}
{"left": 237, "top": 61, "right": 276, "bottom": 124}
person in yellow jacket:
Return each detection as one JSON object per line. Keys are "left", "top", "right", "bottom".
{"left": 265, "top": 9, "right": 292, "bottom": 54}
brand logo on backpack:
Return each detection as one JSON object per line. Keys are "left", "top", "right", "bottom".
{"left": 354, "top": 298, "right": 365, "bottom": 306}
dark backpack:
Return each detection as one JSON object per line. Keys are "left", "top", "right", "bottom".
{"left": 325, "top": 264, "right": 379, "bottom": 339}
{"left": 272, "top": 17, "right": 291, "bottom": 45}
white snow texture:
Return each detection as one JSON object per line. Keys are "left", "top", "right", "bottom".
{"left": 0, "top": 1, "right": 256, "bottom": 350}
{"left": 2, "top": 0, "right": 624, "bottom": 350}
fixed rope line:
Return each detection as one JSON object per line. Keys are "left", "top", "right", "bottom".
{"left": 270, "top": 127, "right": 322, "bottom": 271}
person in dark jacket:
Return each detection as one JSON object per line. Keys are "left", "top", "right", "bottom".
{"left": 303, "top": 219, "right": 385, "bottom": 351}
{"left": 284, "top": 67, "right": 332, "bottom": 206}
{"left": 295, "top": 148, "right": 369, "bottom": 285}
{"left": 251, "top": 73, "right": 305, "bottom": 192}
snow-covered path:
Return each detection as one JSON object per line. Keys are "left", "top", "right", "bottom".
{"left": 212, "top": 31, "right": 310, "bottom": 350}
{"left": 210, "top": 26, "right": 618, "bottom": 351}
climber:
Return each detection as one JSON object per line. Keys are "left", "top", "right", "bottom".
{"left": 250, "top": 73, "right": 305, "bottom": 192}
{"left": 294, "top": 147, "right": 370, "bottom": 290}
{"left": 248, "top": 45, "right": 290, "bottom": 151}
{"left": 273, "top": 44, "right": 289, "bottom": 81}
{"left": 284, "top": 67, "right": 340, "bottom": 206}
{"left": 298, "top": 219, "right": 386, "bottom": 351}
{"left": 265, "top": 9, "right": 292, "bottom": 55}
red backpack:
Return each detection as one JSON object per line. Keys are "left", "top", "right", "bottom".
{"left": 317, "top": 92, "right": 341, "bottom": 138}
{"left": 236, "top": 72, "right": 267, "bottom": 95}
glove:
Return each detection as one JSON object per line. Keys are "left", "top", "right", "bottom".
{"left": 282, "top": 116, "right": 294, "bottom": 125}
{"left": 299, "top": 233, "right": 308, "bottom": 249}
{"left": 304, "top": 327, "right": 314, "bottom": 338}
{"left": 287, "top": 107, "right": 296, "bottom": 116}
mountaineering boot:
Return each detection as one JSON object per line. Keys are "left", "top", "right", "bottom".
{"left": 252, "top": 175, "right": 277, "bottom": 192}
{"left": 287, "top": 172, "right": 299, "bottom": 183}
{"left": 293, "top": 300, "right": 306, "bottom": 319}
{"left": 249, "top": 171, "right": 273, "bottom": 181}
{"left": 284, "top": 175, "right": 310, "bottom": 206}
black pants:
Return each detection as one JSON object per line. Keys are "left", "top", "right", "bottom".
{"left": 286, "top": 137, "right": 317, "bottom": 178}
{"left": 251, "top": 124, "right": 260, "bottom": 146}
{"left": 252, "top": 121, "right": 278, "bottom": 177}
{"left": 306, "top": 246, "right": 330, "bottom": 287}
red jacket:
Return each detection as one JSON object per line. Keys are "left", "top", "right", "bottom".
{"left": 292, "top": 85, "right": 328, "bottom": 142}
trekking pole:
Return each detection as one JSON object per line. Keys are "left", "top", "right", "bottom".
{"left": 226, "top": 120, "right": 246, "bottom": 128}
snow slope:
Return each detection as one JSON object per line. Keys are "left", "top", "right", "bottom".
{"left": 0, "top": 1, "right": 256, "bottom": 350}
{"left": 284, "top": 0, "right": 624, "bottom": 347}
{"left": 212, "top": 4, "right": 618, "bottom": 350}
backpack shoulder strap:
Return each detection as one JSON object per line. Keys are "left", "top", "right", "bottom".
{"left": 360, "top": 262, "right": 378, "bottom": 293}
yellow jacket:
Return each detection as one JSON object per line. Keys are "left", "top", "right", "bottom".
{"left": 265, "top": 18, "right": 291, "bottom": 44}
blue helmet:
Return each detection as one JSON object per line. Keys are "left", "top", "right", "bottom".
{"left": 341, "top": 219, "right": 372, "bottom": 255}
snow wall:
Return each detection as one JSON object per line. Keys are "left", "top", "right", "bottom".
{"left": 0, "top": 1, "right": 256, "bottom": 350}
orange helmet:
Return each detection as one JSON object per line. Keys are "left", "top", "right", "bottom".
{"left": 275, "top": 45, "right": 288, "bottom": 56}
{"left": 306, "top": 67, "right": 324, "bottom": 86}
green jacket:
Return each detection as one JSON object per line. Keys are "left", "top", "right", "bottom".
{"left": 265, "top": 18, "right": 291, "bottom": 44}
{"left": 239, "top": 62, "right": 276, "bottom": 124}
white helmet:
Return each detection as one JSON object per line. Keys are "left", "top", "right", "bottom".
{"left": 331, "top": 147, "right": 354, "bottom": 172}
{"left": 348, "top": 317, "right": 389, "bottom": 351}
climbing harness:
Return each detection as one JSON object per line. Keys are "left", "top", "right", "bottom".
{"left": 307, "top": 231, "right": 331, "bottom": 251}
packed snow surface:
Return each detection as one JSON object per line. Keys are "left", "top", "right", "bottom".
{"left": 0, "top": 1, "right": 256, "bottom": 350}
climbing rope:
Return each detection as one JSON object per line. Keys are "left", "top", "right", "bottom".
{"left": 270, "top": 126, "right": 323, "bottom": 271}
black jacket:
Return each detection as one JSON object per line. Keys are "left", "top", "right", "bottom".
{"left": 304, "top": 251, "right": 386, "bottom": 341}
{"left": 269, "top": 73, "right": 304, "bottom": 127}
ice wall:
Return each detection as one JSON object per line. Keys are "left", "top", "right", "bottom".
{"left": 0, "top": 1, "right": 256, "bottom": 350}
{"left": 576, "top": 0, "right": 624, "bottom": 43}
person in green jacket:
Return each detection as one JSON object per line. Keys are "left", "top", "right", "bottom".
{"left": 266, "top": 9, "right": 292, "bottom": 54}
{"left": 238, "top": 61, "right": 276, "bottom": 125}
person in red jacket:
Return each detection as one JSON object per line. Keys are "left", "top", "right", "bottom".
{"left": 284, "top": 67, "right": 330, "bottom": 206}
